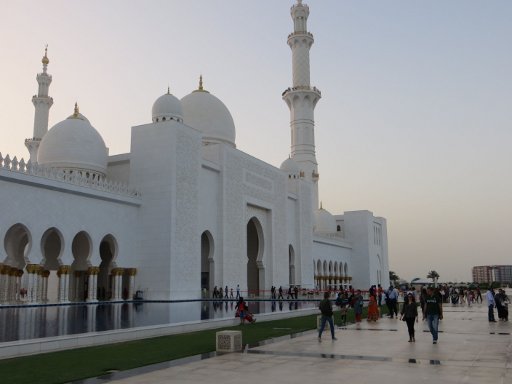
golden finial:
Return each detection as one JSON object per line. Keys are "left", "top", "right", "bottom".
{"left": 193, "top": 74, "right": 209, "bottom": 93}
{"left": 42, "top": 44, "right": 49, "bottom": 65}
{"left": 73, "top": 102, "right": 79, "bottom": 117}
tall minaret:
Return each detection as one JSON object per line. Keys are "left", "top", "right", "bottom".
{"left": 283, "top": 0, "right": 321, "bottom": 210}
{"left": 25, "top": 46, "right": 53, "bottom": 162}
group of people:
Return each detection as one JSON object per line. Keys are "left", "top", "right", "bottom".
{"left": 319, "top": 284, "right": 509, "bottom": 345}
{"left": 401, "top": 286, "right": 443, "bottom": 344}
{"left": 270, "top": 285, "right": 300, "bottom": 300}
{"left": 211, "top": 285, "right": 241, "bottom": 300}
{"left": 486, "top": 287, "right": 509, "bottom": 322}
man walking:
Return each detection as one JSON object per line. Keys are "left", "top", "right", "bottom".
{"left": 318, "top": 291, "right": 337, "bottom": 342}
{"left": 387, "top": 286, "right": 398, "bottom": 318}
{"left": 423, "top": 287, "right": 443, "bottom": 344}
{"left": 486, "top": 287, "right": 496, "bottom": 322}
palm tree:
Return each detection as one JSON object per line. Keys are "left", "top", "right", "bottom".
{"left": 389, "top": 271, "right": 400, "bottom": 286}
{"left": 427, "top": 270, "right": 440, "bottom": 285}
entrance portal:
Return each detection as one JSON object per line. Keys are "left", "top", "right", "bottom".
{"left": 201, "top": 231, "right": 214, "bottom": 295}
{"left": 247, "top": 218, "right": 263, "bottom": 297}
{"left": 288, "top": 245, "right": 295, "bottom": 285}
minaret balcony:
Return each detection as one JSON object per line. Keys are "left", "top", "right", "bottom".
{"left": 287, "top": 31, "right": 314, "bottom": 39}
{"left": 282, "top": 85, "right": 321, "bottom": 98}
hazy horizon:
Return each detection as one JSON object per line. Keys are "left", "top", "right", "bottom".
{"left": 2, "top": 0, "right": 511, "bottom": 283}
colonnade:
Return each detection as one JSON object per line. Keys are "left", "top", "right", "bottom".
{"left": 0, "top": 263, "right": 137, "bottom": 304}
{"left": 314, "top": 275, "right": 352, "bottom": 291}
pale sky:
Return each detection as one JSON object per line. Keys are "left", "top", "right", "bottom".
{"left": 1, "top": 0, "right": 511, "bottom": 283}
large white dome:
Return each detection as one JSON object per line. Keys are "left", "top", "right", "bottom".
{"left": 181, "top": 79, "right": 236, "bottom": 147}
{"left": 152, "top": 89, "right": 183, "bottom": 123}
{"left": 37, "top": 106, "right": 108, "bottom": 176}
{"left": 314, "top": 206, "right": 337, "bottom": 233}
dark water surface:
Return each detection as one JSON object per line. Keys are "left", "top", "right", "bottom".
{"left": 0, "top": 300, "right": 317, "bottom": 343}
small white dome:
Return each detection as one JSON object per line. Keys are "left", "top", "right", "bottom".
{"left": 152, "top": 89, "right": 183, "bottom": 123}
{"left": 181, "top": 79, "right": 236, "bottom": 147}
{"left": 314, "top": 207, "right": 337, "bottom": 233}
{"left": 280, "top": 157, "right": 301, "bottom": 178}
{"left": 38, "top": 106, "right": 108, "bottom": 175}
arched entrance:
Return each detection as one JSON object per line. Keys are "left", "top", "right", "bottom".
{"left": 4, "top": 223, "right": 31, "bottom": 269}
{"left": 288, "top": 245, "right": 295, "bottom": 285}
{"left": 99, "top": 235, "right": 117, "bottom": 300}
{"left": 247, "top": 217, "right": 263, "bottom": 297}
{"left": 41, "top": 228, "right": 63, "bottom": 302}
{"left": 201, "top": 231, "right": 214, "bottom": 295}
{"left": 71, "top": 231, "right": 91, "bottom": 301}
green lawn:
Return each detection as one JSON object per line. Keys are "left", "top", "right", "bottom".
{"left": 0, "top": 305, "right": 386, "bottom": 384}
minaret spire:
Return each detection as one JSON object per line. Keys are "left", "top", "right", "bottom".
{"left": 283, "top": 1, "right": 321, "bottom": 210}
{"left": 25, "top": 46, "right": 54, "bottom": 162}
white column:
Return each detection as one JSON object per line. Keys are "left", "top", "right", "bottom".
{"left": 92, "top": 273, "right": 98, "bottom": 301}
{"left": 111, "top": 268, "right": 123, "bottom": 301}
{"left": 86, "top": 267, "right": 99, "bottom": 302}
{"left": 64, "top": 273, "right": 70, "bottom": 302}
{"left": 57, "top": 266, "right": 71, "bottom": 303}
{"left": 115, "top": 274, "right": 122, "bottom": 300}
{"left": 9, "top": 273, "right": 17, "bottom": 302}
{"left": 125, "top": 268, "right": 137, "bottom": 301}
{"left": 42, "top": 272, "right": 49, "bottom": 302}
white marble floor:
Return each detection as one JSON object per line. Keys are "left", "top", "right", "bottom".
{"left": 104, "top": 301, "right": 511, "bottom": 384}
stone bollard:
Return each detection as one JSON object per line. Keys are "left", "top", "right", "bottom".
{"left": 216, "top": 330, "right": 242, "bottom": 353}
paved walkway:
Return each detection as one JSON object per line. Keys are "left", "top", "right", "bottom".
{"left": 103, "top": 300, "right": 511, "bottom": 384}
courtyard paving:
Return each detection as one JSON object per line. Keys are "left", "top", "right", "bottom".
{"left": 94, "top": 299, "right": 511, "bottom": 384}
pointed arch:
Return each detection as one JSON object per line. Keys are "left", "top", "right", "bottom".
{"left": 247, "top": 217, "right": 264, "bottom": 296}
{"left": 201, "top": 231, "right": 214, "bottom": 293}
{"left": 3, "top": 223, "right": 31, "bottom": 269}
{"left": 288, "top": 244, "right": 295, "bottom": 285}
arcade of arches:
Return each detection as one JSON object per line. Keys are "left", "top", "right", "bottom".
{"left": 0, "top": 223, "right": 137, "bottom": 304}
{"left": 314, "top": 259, "right": 351, "bottom": 291}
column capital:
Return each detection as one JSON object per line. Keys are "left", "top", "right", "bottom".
{"left": 111, "top": 267, "right": 125, "bottom": 276}
{"left": 125, "top": 268, "right": 137, "bottom": 276}
{"left": 57, "top": 265, "right": 71, "bottom": 276}
{"left": 87, "top": 266, "right": 100, "bottom": 275}
{"left": 26, "top": 264, "right": 40, "bottom": 274}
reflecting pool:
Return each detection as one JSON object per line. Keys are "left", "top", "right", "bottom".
{"left": 0, "top": 299, "right": 317, "bottom": 343}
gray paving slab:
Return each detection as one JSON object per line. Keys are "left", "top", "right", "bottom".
{"left": 105, "top": 299, "right": 511, "bottom": 384}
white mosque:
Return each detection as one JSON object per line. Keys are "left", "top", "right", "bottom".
{"left": 0, "top": 0, "right": 389, "bottom": 304}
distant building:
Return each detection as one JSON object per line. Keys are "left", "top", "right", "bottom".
{"left": 472, "top": 265, "right": 512, "bottom": 285}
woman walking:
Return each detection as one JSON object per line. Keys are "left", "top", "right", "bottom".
{"left": 400, "top": 293, "right": 418, "bottom": 342}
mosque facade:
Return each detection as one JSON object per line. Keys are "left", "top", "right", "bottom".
{"left": 0, "top": 1, "right": 389, "bottom": 303}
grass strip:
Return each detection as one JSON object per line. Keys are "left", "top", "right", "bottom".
{"left": 0, "top": 305, "right": 388, "bottom": 384}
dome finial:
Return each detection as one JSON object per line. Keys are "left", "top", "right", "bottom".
{"left": 42, "top": 44, "right": 49, "bottom": 67}
{"left": 73, "top": 102, "right": 79, "bottom": 117}
{"left": 193, "top": 74, "right": 209, "bottom": 93}
{"left": 320, "top": 201, "right": 323, "bottom": 209}
{"left": 167, "top": 85, "right": 170, "bottom": 95}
